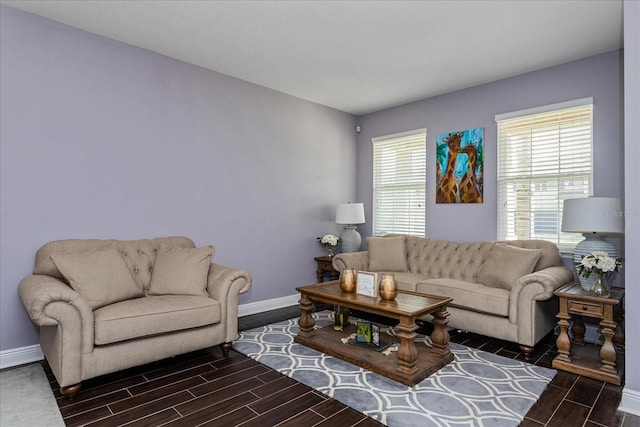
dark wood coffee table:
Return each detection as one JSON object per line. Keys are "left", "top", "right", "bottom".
{"left": 294, "top": 281, "right": 454, "bottom": 386}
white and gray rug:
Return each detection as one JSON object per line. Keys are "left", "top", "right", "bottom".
{"left": 0, "top": 363, "right": 64, "bottom": 427}
{"left": 234, "top": 311, "right": 555, "bottom": 427}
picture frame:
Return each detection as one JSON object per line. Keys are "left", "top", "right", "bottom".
{"left": 356, "top": 321, "right": 372, "bottom": 343}
{"left": 356, "top": 271, "right": 379, "bottom": 297}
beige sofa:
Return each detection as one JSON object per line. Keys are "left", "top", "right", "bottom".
{"left": 332, "top": 235, "right": 573, "bottom": 358}
{"left": 19, "top": 236, "right": 251, "bottom": 398}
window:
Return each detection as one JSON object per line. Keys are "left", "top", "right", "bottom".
{"left": 496, "top": 98, "right": 593, "bottom": 252}
{"left": 372, "top": 129, "right": 426, "bottom": 236}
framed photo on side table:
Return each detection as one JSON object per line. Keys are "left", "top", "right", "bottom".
{"left": 356, "top": 271, "right": 379, "bottom": 297}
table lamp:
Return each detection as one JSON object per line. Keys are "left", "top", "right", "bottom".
{"left": 561, "top": 197, "right": 624, "bottom": 289}
{"left": 335, "top": 202, "right": 365, "bottom": 253}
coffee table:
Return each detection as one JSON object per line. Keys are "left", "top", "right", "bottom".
{"left": 294, "top": 281, "right": 454, "bottom": 386}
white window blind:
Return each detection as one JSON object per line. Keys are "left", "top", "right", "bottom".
{"left": 496, "top": 100, "right": 593, "bottom": 252}
{"left": 372, "top": 130, "right": 426, "bottom": 236}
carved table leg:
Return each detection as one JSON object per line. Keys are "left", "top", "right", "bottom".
{"left": 599, "top": 318, "right": 618, "bottom": 374}
{"left": 571, "top": 315, "right": 585, "bottom": 345}
{"left": 395, "top": 317, "right": 419, "bottom": 376}
{"left": 430, "top": 307, "right": 451, "bottom": 357}
{"left": 555, "top": 312, "right": 572, "bottom": 363}
{"left": 297, "top": 294, "right": 316, "bottom": 338}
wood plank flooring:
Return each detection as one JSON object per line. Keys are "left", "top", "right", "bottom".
{"left": 41, "top": 306, "right": 639, "bottom": 427}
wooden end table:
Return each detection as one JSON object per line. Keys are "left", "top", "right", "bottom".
{"left": 314, "top": 256, "right": 339, "bottom": 282}
{"left": 294, "top": 281, "right": 454, "bottom": 386}
{"left": 552, "top": 282, "right": 624, "bottom": 385}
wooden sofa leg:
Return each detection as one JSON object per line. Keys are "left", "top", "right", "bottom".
{"left": 519, "top": 345, "right": 534, "bottom": 360}
{"left": 220, "top": 342, "right": 232, "bottom": 357}
{"left": 61, "top": 383, "right": 81, "bottom": 400}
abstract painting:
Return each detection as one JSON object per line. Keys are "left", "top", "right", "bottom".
{"left": 436, "top": 128, "right": 484, "bottom": 203}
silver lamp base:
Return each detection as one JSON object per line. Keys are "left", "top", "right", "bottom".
{"left": 340, "top": 225, "right": 362, "bottom": 253}
{"left": 573, "top": 233, "right": 618, "bottom": 291}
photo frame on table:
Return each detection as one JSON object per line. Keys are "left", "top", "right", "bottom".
{"left": 356, "top": 271, "right": 379, "bottom": 297}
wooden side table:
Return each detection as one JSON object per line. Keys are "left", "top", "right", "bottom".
{"left": 552, "top": 282, "right": 624, "bottom": 385}
{"left": 314, "top": 256, "right": 339, "bottom": 282}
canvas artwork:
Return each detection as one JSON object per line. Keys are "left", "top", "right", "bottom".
{"left": 436, "top": 128, "right": 484, "bottom": 204}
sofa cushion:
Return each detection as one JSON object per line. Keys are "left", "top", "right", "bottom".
{"left": 50, "top": 245, "right": 143, "bottom": 309}
{"left": 477, "top": 244, "right": 543, "bottom": 290}
{"left": 148, "top": 245, "right": 214, "bottom": 296}
{"left": 416, "top": 279, "right": 510, "bottom": 317}
{"left": 367, "top": 236, "right": 408, "bottom": 272}
{"left": 93, "top": 295, "right": 221, "bottom": 345}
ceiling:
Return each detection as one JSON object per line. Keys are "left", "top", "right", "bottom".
{"left": 1, "top": 0, "right": 624, "bottom": 116}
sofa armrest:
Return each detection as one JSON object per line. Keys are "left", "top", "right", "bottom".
{"left": 206, "top": 263, "right": 252, "bottom": 342}
{"left": 332, "top": 251, "right": 369, "bottom": 272}
{"left": 18, "top": 275, "right": 94, "bottom": 354}
{"left": 509, "top": 265, "right": 574, "bottom": 325}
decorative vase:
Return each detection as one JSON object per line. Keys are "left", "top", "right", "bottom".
{"left": 379, "top": 273, "right": 398, "bottom": 301}
{"left": 326, "top": 246, "right": 338, "bottom": 257}
{"left": 340, "top": 268, "right": 357, "bottom": 293}
{"left": 589, "top": 270, "right": 610, "bottom": 298}
{"left": 333, "top": 305, "right": 346, "bottom": 331}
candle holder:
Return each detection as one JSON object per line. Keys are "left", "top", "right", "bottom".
{"left": 340, "top": 268, "right": 357, "bottom": 293}
{"left": 379, "top": 273, "right": 398, "bottom": 301}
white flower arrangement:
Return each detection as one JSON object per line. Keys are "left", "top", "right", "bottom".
{"left": 575, "top": 251, "right": 624, "bottom": 280}
{"left": 317, "top": 234, "right": 342, "bottom": 256}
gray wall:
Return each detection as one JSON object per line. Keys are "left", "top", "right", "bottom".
{"left": 355, "top": 51, "right": 624, "bottom": 245}
{"left": 0, "top": 6, "right": 356, "bottom": 352}
{"left": 622, "top": 0, "right": 639, "bottom": 411}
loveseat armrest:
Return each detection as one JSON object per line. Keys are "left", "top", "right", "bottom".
{"left": 206, "top": 263, "right": 252, "bottom": 342}
{"left": 19, "top": 275, "right": 95, "bottom": 354}
{"left": 332, "top": 251, "right": 369, "bottom": 272}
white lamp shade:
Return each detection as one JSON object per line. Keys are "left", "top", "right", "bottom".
{"left": 561, "top": 197, "right": 623, "bottom": 234}
{"left": 335, "top": 203, "right": 365, "bottom": 225}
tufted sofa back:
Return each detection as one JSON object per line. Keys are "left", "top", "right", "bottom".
{"left": 405, "top": 236, "right": 494, "bottom": 282}
{"left": 34, "top": 236, "right": 196, "bottom": 291}
{"left": 403, "top": 235, "right": 564, "bottom": 282}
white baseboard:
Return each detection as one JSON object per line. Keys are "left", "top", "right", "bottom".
{"left": 238, "top": 294, "right": 299, "bottom": 317}
{"left": 619, "top": 387, "right": 640, "bottom": 416}
{"left": 0, "top": 294, "right": 300, "bottom": 370}
{"left": 0, "top": 344, "right": 43, "bottom": 370}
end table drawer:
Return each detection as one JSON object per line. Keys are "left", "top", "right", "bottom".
{"left": 568, "top": 300, "right": 603, "bottom": 317}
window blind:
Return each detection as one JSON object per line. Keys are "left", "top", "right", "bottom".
{"left": 372, "top": 130, "right": 426, "bottom": 237}
{"left": 496, "top": 102, "right": 593, "bottom": 252}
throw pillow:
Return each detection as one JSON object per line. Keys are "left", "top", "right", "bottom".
{"left": 147, "top": 244, "right": 214, "bottom": 296}
{"left": 478, "top": 244, "right": 543, "bottom": 290}
{"left": 50, "top": 244, "right": 143, "bottom": 309}
{"left": 367, "top": 236, "right": 408, "bottom": 272}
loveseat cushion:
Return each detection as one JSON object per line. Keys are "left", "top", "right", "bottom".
{"left": 477, "top": 244, "right": 543, "bottom": 290}
{"left": 93, "top": 295, "right": 221, "bottom": 345}
{"left": 50, "top": 245, "right": 144, "bottom": 309}
{"left": 148, "top": 245, "right": 214, "bottom": 296}
{"left": 416, "top": 279, "right": 510, "bottom": 317}
{"left": 367, "top": 236, "right": 408, "bottom": 272}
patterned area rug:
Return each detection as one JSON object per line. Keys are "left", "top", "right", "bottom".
{"left": 234, "top": 311, "right": 555, "bottom": 427}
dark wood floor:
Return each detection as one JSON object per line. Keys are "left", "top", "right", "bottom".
{"left": 42, "top": 306, "right": 639, "bottom": 427}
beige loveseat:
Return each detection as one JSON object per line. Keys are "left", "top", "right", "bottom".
{"left": 19, "top": 236, "right": 251, "bottom": 398}
{"left": 332, "top": 235, "right": 573, "bottom": 358}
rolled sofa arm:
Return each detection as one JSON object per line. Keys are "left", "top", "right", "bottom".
{"left": 520, "top": 266, "right": 575, "bottom": 299}
{"left": 332, "top": 251, "right": 369, "bottom": 272}
{"left": 206, "top": 263, "right": 252, "bottom": 342}
{"left": 509, "top": 265, "right": 574, "bottom": 324}
{"left": 18, "top": 275, "right": 95, "bottom": 354}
